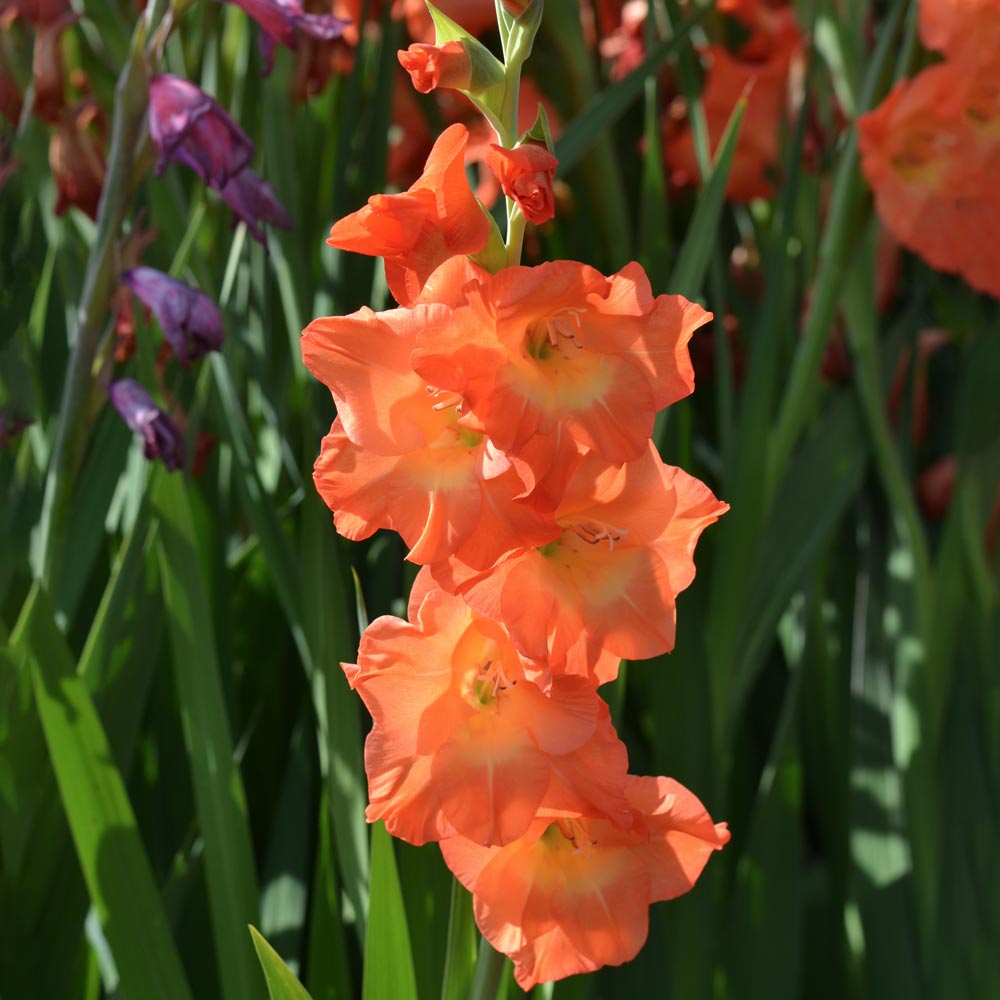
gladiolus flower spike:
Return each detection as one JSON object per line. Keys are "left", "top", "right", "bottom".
{"left": 302, "top": 0, "right": 729, "bottom": 987}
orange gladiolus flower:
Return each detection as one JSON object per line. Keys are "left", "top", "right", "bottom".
{"left": 301, "top": 297, "right": 560, "bottom": 566}
{"left": 858, "top": 61, "right": 1000, "bottom": 299}
{"left": 665, "top": 43, "right": 793, "bottom": 201}
{"left": 344, "top": 586, "right": 632, "bottom": 846}
{"left": 919, "top": 0, "right": 1000, "bottom": 61}
{"left": 327, "top": 123, "right": 490, "bottom": 306}
{"left": 440, "top": 775, "right": 730, "bottom": 989}
{"left": 485, "top": 143, "right": 559, "bottom": 225}
{"left": 398, "top": 41, "right": 473, "bottom": 94}
{"left": 411, "top": 260, "right": 707, "bottom": 506}
{"left": 432, "top": 442, "right": 728, "bottom": 675}
{"left": 664, "top": 0, "right": 803, "bottom": 202}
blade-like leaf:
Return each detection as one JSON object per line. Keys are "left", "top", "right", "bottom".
{"left": 250, "top": 926, "right": 316, "bottom": 1000}
{"left": 15, "top": 584, "right": 193, "bottom": 1000}
{"left": 154, "top": 470, "right": 265, "bottom": 1000}
{"left": 441, "top": 878, "right": 478, "bottom": 1000}
{"left": 668, "top": 98, "right": 746, "bottom": 299}
{"left": 363, "top": 822, "right": 418, "bottom": 1000}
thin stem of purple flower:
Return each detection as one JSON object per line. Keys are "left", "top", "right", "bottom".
{"left": 35, "top": 3, "right": 170, "bottom": 591}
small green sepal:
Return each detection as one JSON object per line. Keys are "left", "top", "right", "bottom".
{"left": 468, "top": 209, "right": 508, "bottom": 274}
{"left": 518, "top": 102, "right": 555, "bottom": 154}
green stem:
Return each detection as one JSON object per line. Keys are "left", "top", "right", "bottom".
{"left": 471, "top": 937, "right": 507, "bottom": 1000}
{"left": 35, "top": 24, "right": 154, "bottom": 590}
{"left": 505, "top": 202, "right": 526, "bottom": 266}
{"left": 496, "top": 3, "right": 526, "bottom": 262}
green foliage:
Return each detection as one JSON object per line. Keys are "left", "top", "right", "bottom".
{"left": 251, "top": 925, "right": 317, "bottom": 1000}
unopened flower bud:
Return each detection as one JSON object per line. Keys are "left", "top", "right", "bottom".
{"left": 122, "top": 267, "right": 224, "bottom": 367}
{"left": 485, "top": 142, "right": 558, "bottom": 225}
{"left": 398, "top": 41, "right": 472, "bottom": 94}
{"left": 108, "top": 380, "right": 185, "bottom": 471}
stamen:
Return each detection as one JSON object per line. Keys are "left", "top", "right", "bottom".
{"left": 555, "top": 817, "right": 598, "bottom": 857}
{"left": 424, "top": 385, "right": 463, "bottom": 413}
{"left": 471, "top": 659, "right": 513, "bottom": 702}
{"left": 545, "top": 306, "right": 587, "bottom": 351}
{"left": 571, "top": 520, "right": 629, "bottom": 552}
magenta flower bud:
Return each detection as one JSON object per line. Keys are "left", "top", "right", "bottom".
{"left": 122, "top": 267, "right": 224, "bottom": 366}
{"left": 224, "top": 0, "right": 349, "bottom": 76}
{"left": 109, "top": 380, "right": 185, "bottom": 471}
{"left": 220, "top": 166, "right": 292, "bottom": 244}
{"left": 148, "top": 75, "right": 254, "bottom": 190}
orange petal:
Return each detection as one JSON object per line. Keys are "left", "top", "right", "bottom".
{"left": 432, "top": 712, "right": 551, "bottom": 845}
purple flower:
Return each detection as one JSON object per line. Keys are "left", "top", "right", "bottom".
{"left": 148, "top": 75, "right": 254, "bottom": 190}
{"left": 122, "top": 267, "right": 224, "bottom": 366}
{"left": 109, "top": 379, "right": 185, "bottom": 472}
{"left": 220, "top": 166, "right": 292, "bottom": 244}
{"left": 223, "top": 0, "right": 349, "bottom": 75}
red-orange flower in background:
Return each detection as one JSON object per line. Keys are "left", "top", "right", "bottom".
{"left": 30, "top": 9, "right": 78, "bottom": 123}
{"left": 485, "top": 142, "right": 559, "bottom": 224}
{"left": 432, "top": 443, "right": 728, "bottom": 676}
{"left": 344, "top": 586, "right": 632, "bottom": 846}
{"left": 49, "top": 97, "right": 106, "bottom": 219}
{"left": 412, "top": 260, "right": 707, "bottom": 506}
{"left": 858, "top": 60, "right": 1000, "bottom": 298}
{"left": 664, "top": 0, "right": 803, "bottom": 201}
{"left": 918, "top": 0, "right": 1000, "bottom": 61}
{"left": 301, "top": 290, "right": 560, "bottom": 567}
{"left": 400, "top": 0, "right": 498, "bottom": 43}
{"left": 327, "top": 123, "right": 490, "bottom": 305}
{"left": 441, "top": 775, "right": 730, "bottom": 989}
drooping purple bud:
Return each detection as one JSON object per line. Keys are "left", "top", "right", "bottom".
{"left": 220, "top": 166, "right": 292, "bottom": 244}
{"left": 122, "top": 266, "right": 224, "bottom": 366}
{"left": 108, "top": 379, "right": 185, "bottom": 472}
{"left": 148, "top": 75, "right": 254, "bottom": 190}
{"left": 223, "top": 0, "right": 349, "bottom": 76}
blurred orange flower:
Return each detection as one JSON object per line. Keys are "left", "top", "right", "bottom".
{"left": 440, "top": 775, "right": 730, "bottom": 989}
{"left": 664, "top": 0, "right": 803, "bottom": 201}
{"left": 30, "top": 9, "right": 78, "bottom": 123}
{"left": 919, "top": 0, "right": 1000, "bottom": 61}
{"left": 400, "top": 0, "right": 497, "bottom": 42}
{"left": 858, "top": 60, "right": 1000, "bottom": 298}
{"left": 327, "top": 122, "right": 490, "bottom": 305}
{"left": 49, "top": 97, "right": 105, "bottom": 219}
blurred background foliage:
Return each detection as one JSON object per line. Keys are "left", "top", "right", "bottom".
{"left": 1, "top": 0, "right": 999, "bottom": 998}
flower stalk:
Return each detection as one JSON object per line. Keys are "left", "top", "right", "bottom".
{"left": 35, "top": 1, "right": 169, "bottom": 589}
